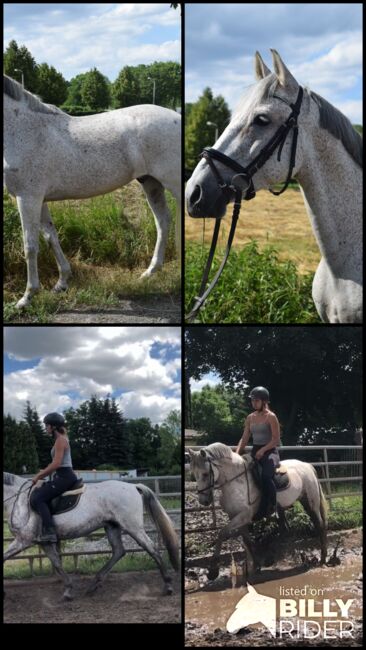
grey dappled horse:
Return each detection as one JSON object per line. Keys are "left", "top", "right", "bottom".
{"left": 186, "top": 50, "right": 362, "bottom": 323}
{"left": 4, "top": 472, "right": 179, "bottom": 600}
{"left": 188, "top": 444, "right": 328, "bottom": 580}
{"left": 4, "top": 75, "right": 181, "bottom": 308}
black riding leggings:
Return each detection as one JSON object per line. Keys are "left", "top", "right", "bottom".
{"left": 252, "top": 445, "right": 280, "bottom": 509}
{"left": 30, "top": 467, "right": 77, "bottom": 528}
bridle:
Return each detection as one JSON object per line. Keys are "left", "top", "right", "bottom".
{"left": 196, "top": 457, "right": 259, "bottom": 506}
{"left": 186, "top": 85, "right": 304, "bottom": 322}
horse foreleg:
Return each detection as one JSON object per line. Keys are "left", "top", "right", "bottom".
{"left": 208, "top": 511, "right": 252, "bottom": 581}
{"left": 138, "top": 176, "right": 171, "bottom": 277}
{"left": 41, "top": 543, "right": 74, "bottom": 601}
{"left": 4, "top": 537, "right": 33, "bottom": 561}
{"left": 40, "top": 203, "right": 71, "bottom": 292}
{"left": 85, "top": 524, "right": 126, "bottom": 595}
{"left": 16, "top": 194, "right": 43, "bottom": 308}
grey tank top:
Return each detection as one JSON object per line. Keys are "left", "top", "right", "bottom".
{"left": 250, "top": 420, "right": 272, "bottom": 445}
{"left": 51, "top": 439, "right": 73, "bottom": 468}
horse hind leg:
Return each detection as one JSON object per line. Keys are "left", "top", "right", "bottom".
{"left": 40, "top": 203, "right": 71, "bottom": 292}
{"left": 137, "top": 176, "right": 171, "bottom": 278}
{"left": 127, "top": 527, "right": 173, "bottom": 595}
{"left": 299, "top": 494, "right": 327, "bottom": 565}
{"left": 85, "top": 523, "right": 126, "bottom": 595}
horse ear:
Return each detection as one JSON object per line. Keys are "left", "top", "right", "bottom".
{"left": 270, "top": 49, "right": 298, "bottom": 90}
{"left": 187, "top": 448, "right": 194, "bottom": 458}
{"left": 246, "top": 583, "right": 257, "bottom": 594}
{"left": 255, "top": 51, "right": 271, "bottom": 80}
{"left": 200, "top": 449, "right": 207, "bottom": 458}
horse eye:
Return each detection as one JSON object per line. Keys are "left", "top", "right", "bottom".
{"left": 253, "top": 115, "right": 270, "bottom": 126}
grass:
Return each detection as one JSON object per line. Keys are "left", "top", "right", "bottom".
{"left": 185, "top": 188, "right": 322, "bottom": 323}
{"left": 4, "top": 183, "right": 180, "bottom": 322}
{"left": 185, "top": 239, "right": 320, "bottom": 323}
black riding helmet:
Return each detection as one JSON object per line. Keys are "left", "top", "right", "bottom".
{"left": 43, "top": 412, "right": 65, "bottom": 428}
{"left": 249, "top": 386, "right": 270, "bottom": 402}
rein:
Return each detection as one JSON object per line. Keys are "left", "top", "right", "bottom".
{"left": 4, "top": 479, "right": 33, "bottom": 530}
{"left": 186, "top": 86, "right": 303, "bottom": 322}
{"left": 197, "top": 458, "right": 259, "bottom": 506}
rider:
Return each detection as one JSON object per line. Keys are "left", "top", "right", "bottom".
{"left": 236, "top": 387, "right": 280, "bottom": 521}
{"left": 30, "top": 412, "right": 77, "bottom": 542}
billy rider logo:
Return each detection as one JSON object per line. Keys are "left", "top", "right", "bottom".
{"left": 226, "top": 583, "right": 355, "bottom": 639}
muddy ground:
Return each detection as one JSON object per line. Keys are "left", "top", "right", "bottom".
{"left": 185, "top": 482, "right": 362, "bottom": 646}
{"left": 4, "top": 570, "right": 181, "bottom": 624}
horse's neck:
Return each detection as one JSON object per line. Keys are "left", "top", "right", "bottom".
{"left": 298, "top": 134, "right": 362, "bottom": 275}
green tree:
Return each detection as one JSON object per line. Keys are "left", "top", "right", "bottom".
{"left": 185, "top": 88, "right": 231, "bottom": 170}
{"left": 36, "top": 63, "right": 68, "bottom": 105}
{"left": 63, "top": 73, "right": 89, "bottom": 106}
{"left": 185, "top": 327, "right": 362, "bottom": 444}
{"left": 112, "top": 66, "right": 140, "bottom": 107}
{"left": 80, "top": 68, "right": 111, "bottom": 110}
{"left": 3, "top": 39, "right": 38, "bottom": 91}
{"left": 3, "top": 414, "right": 39, "bottom": 474}
{"left": 22, "top": 401, "right": 50, "bottom": 467}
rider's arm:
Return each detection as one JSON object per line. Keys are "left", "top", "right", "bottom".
{"left": 259, "top": 413, "right": 280, "bottom": 453}
{"left": 236, "top": 415, "right": 251, "bottom": 454}
{"left": 36, "top": 437, "right": 66, "bottom": 479}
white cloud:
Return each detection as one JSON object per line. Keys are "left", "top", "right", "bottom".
{"left": 4, "top": 327, "right": 181, "bottom": 424}
{"left": 190, "top": 373, "right": 221, "bottom": 392}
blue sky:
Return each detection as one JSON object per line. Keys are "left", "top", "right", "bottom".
{"left": 4, "top": 3, "right": 181, "bottom": 82}
{"left": 4, "top": 327, "right": 181, "bottom": 424}
{"left": 185, "top": 3, "right": 362, "bottom": 124}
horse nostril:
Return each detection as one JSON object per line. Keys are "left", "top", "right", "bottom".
{"left": 190, "top": 184, "right": 202, "bottom": 206}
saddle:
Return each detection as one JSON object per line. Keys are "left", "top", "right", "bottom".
{"left": 33, "top": 478, "right": 85, "bottom": 515}
{"left": 252, "top": 461, "right": 290, "bottom": 491}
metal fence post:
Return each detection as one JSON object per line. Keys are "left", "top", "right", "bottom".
{"left": 323, "top": 448, "right": 332, "bottom": 510}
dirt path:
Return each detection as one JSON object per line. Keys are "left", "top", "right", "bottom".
{"left": 50, "top": 295, "right": 181, "bottom": 323}
{"left": 4, "top": 570, "right": 181, "bottom": 624}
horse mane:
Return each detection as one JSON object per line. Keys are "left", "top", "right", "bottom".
{"left": 3, "top": 472, "right": 15, "bottom": 485}
{"left": 310, "top": 91, "right": 362, "bottom": 168}
{"left": 233, "top": 72, "right": 362, "bottom": 168}
{"left": 3, "top": 74, "right": 65, "bottom": 115}
{"left": 205, "top": 442, "right": 235, "bottom": 461}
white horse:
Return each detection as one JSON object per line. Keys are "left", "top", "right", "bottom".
{"left": 186, "top": 50, "right": 362, "bottom": 323}
{"left": 188, "top": 443, "right": 328, "bottom": 580}
{"left": 4, "top": 75, "right": 181, "bottom": 309}
{"left": 4, "top": 472, "right": 179, "bottom": 600}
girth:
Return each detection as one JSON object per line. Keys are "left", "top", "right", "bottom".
{"left": 186, "top": 86, "right": 303, "bottom": 322}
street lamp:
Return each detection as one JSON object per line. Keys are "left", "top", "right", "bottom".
{"left": 14, "top": 68, "right": 24, "bottom": 88}
{"left": 206, "top": 121, "right": 218, "bottom": 142}
{"left": 147, "top": 76, "right": 156, "bottom": 104}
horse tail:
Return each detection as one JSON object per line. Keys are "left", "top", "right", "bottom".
{"left": 136, "top": 484, "right": 180, "bottom": 571}
{"left": 311, "top": 466, "right": 328, "bottom": 528}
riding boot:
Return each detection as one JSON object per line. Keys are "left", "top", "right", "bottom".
{"left": 40, "top": 524, "right": 57, "bottom": 543}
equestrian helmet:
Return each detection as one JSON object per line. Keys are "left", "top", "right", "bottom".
{"left": 43, "top": 412, "right": 65, "bottom": 428}
{"left": 249, "top": 386, "right": 270, "bottom": 401}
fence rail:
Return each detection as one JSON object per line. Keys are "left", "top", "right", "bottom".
{"left": 185, "top": 446, "right": 362, "bottom": 528}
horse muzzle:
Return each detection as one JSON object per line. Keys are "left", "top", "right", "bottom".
{"left": 186, "top": 177, "right": 229, "bottom": 219}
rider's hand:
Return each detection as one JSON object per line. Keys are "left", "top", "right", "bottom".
{"left": 255, "top": 449, "right": 265, "bottom": 460}
{"left": 32, "top": 475, "right": 41, "bottom": 485}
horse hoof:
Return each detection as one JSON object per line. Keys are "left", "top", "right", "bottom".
{"left": 62, "top": 592, "right": 73, "bottom": 601}
{"left": 164, "top": 584, "right": 173, "bottom": 596}
{"left": 52, "top": 283, "right": 68, "bottom": 293}
{"left": 16, "top": 296, "right": 31, "bottom": 309}
{"left": 207, "top": 568, "right": 219, "bottom": 581}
